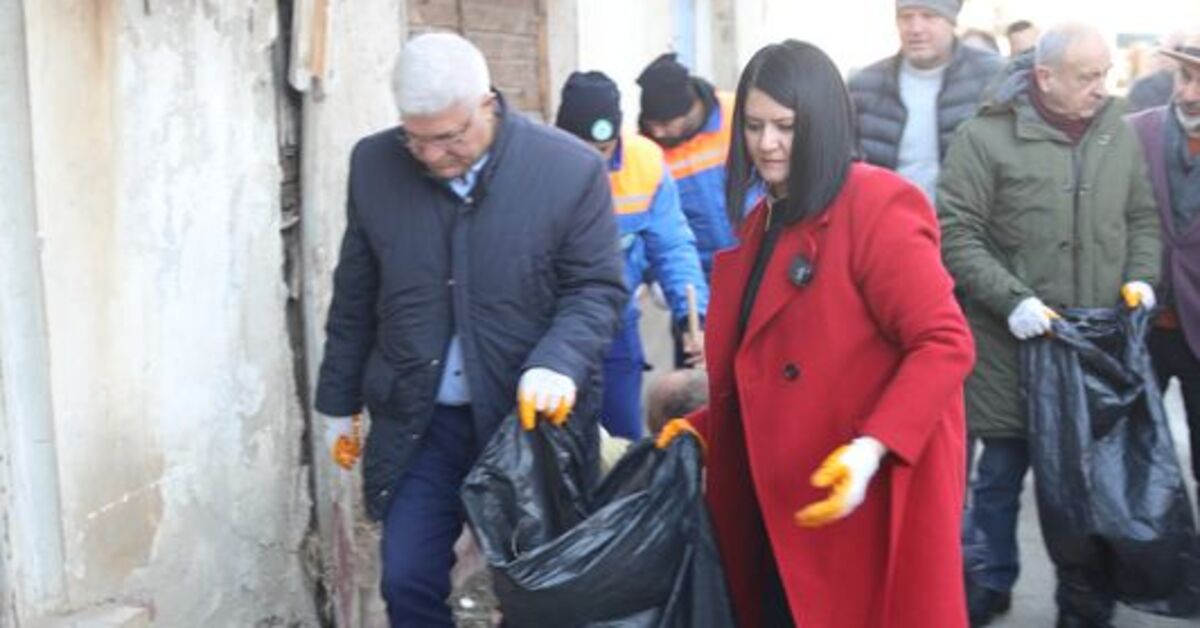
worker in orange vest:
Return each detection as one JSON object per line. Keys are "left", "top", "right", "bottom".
{"left": 556, "top": 71, "right": 708, "bottom": 439}
{"left": 637, "top": 53, "right": 738, "bottom": 275}
{"left": 638, "top": 53, "right": 748, "bottom": 367}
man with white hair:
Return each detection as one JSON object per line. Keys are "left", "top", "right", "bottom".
{"left": 938, "top": 23, "right": 1161, "bottom": 627}
{"left": 313, "top": 33, "right": 626, "bottom": 625}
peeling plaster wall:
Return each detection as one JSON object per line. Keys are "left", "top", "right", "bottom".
{"left": 296, "top": 3, "right": 406, "bottom": 625}
{"left": 0, "top": 0, "right": 68, "bottom": 621}
{"left": 15, "top": 2, "right": 316, "bottom": 624}
{"left": 0, "top": 368, "right": 11, "bottom": 627}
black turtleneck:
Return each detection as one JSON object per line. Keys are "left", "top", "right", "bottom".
{"left": 738, "top": 198, "right": 789, "bottom": 342}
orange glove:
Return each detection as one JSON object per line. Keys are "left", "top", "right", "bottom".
{"left": 795, "top": 436, "right": 886, "bottom": 527}
{"left": 330, "top": 413, "right": 363, "bottom": 470}
{"left": 1121, "top": 281, "right": 1156, "bottom": 310}
{"left": 655, "top": 417, "right": 706, "bottom": 454}
{"left": 517, "top": 367, "right": 575, "bottom": 430}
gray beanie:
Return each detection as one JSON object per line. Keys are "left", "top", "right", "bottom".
{"left": 896, "top": 0, "right": 962, "bottom": 23}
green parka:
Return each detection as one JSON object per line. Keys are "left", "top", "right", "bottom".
{"left": 936, "top": 60, "right": 1161, "bottom": 438}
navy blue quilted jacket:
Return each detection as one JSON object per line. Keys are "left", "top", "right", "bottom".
{"left": 315, "top": 95, "right": 627, "bottom": 518}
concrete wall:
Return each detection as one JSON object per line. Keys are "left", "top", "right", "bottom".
{"left": 732, "top": 0, "right": 898, "bottom": 76}
{"left": 407, "top": 0, "right": 551, "bottom": 118}
{"left": 575, "top": 0, "right": 676, "bottom": 133}
{"left": 296, "top": 1, "right": 407, "bottom": 625}
{"left": 0, "top": 0, "right": 68, "bottom": 622}
{"left": 543, "top": 0, "right": 579, "bottom": 118}
{"left": 2, "top": 2, "right": 318, "bottom": 624}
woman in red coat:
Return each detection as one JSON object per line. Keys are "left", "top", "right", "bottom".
{"left": 658, "top": 41, "right": 976, "bottom": 627}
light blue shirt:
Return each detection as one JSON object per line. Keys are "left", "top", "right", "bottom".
{"left": 436, "top": 155, "right": 489, "bottom": 405}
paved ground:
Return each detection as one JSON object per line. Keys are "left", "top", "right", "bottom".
{"left": 639, "top": 296, "right": 1199, "bottom": 627}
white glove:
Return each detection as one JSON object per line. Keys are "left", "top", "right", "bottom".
{"left": 1007, "top": 297, "right": 1059, "bottom": 340}
{"left": 795, "top": 436, "right": 887, "bottom": 527}
{"left": 1121, "top": 281, "right": 1156, "bottom": 310}
{"left": 517, "top": 367, "right": 576, "bottom": 430}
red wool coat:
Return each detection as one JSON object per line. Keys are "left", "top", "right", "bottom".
{"left": 689, "top": 163, "right": 975, "bottom": 628}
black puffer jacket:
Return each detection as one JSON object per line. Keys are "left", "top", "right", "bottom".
{"left": 315, "top": 95, "right": 627, "bottom": 519}
{"left": 849, "top": 42, "right": 1003, "bottom": 169}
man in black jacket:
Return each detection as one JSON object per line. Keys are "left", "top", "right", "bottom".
{"left": 314, "top": 32, "right": 626, "bottom": 626}
{"left": 848, "top": 0, "right": 1003, "bottom": 201}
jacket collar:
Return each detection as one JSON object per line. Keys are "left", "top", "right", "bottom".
{"left": 1012, "top": 92, "right": 1119, "bottom": 145}
{"left": 984, "top": 59, "right": 1120, "bottom": 145}
{"left": 725, "top": 197, "right": 835, "bottom": 349}
{"left": 471, "top": 90, "right": 516, "bottom": 205}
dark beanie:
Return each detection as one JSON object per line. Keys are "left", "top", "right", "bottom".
{"left": 895, "top": 0, "right": 962, "bottom": 23}
{"left": 637, "top": 53, "right": 694, "bottom": 121}
{"left": 555, "top": 71, "right": 622, "bottom": 143}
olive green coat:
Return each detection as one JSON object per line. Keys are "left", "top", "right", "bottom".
{"left": 936, "top": 64, "right": 1161, "bottom": 438}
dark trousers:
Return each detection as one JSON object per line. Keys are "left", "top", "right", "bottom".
{"left": 601, "top": 319, "right": 646, "bottom": 440}
{"left": 964, "top": 438, "right": 1029, "bottom": 593}
{"left": 965, "top": 438, "right": 1115, "bottom": 622}
{"left": 669, "top": 319, "right": 688, "bottom": 369}
{"left": 380, "top": 404, "right": 478, "bottom": 627}
{"left": 762, "top": 553, "right": 796, "bottom": 627}
{"left": 1149, "top": 327, "right": 1200, "bottom": 492}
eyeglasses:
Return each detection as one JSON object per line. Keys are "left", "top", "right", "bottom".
{"left": 398, "top": 111, "right": 477, "bottom": 152}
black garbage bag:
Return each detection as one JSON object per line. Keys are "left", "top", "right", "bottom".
{"left": 461, "top": 414, "right": 736, "bottom": 628}
{"left": 1023, "top": 307, "right": 1200, "bottom": 617}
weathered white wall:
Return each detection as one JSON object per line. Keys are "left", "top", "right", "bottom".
{"left": 733, "top": 0, "right": 898, "bottom": 76}
{"left": 4, "top": 2, "right": 317, "bottom": 624}
{"left": 296, "top": 2, "right": 407, "bottom": 626}
{"left": 0, "top": 0, "right": 69, "bottom": 622}
{"left": 576, "top": 0, "right": 675, "bottom": 132}
{"left": 544, "top": 0, "right": 580, "bottom": 118}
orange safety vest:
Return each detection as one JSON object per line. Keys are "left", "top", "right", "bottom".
{"left": 660, "top": 92, "right": 734, "bottom": 182}
{"left": 609, "top": 133, "right": 665, "bottom": 216}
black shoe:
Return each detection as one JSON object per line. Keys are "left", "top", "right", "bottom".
{"left": 1055, "top": 613, "right": 1112, "bottom": 628}
{"left": 966, "top": 582, "right": 1011, "bottom": 627}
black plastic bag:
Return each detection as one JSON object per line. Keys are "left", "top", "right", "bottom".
{"left": 1023, "top": 307, "right": 1200, "bottom": 617}
{"left": 461, "top": 414, "right": 736, "bottom": 628}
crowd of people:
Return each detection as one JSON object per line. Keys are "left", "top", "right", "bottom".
{"left": 311, "top": 0, "right": 1200, "bottom": 626}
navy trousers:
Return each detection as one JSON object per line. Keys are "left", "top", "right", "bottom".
{"left": 601, "top": 319, "right": 647, "bottom": 440}
{"left": 1149, "top": 327, "right": 1200, "bottom": 493}
{"left": 964, "top": 437, "right": 1029, "bottom": 593}
{"left": 380, "top": 404, "right": 478, "bottom": 627}
{"left": 965, "top": 438, "right": 1116, "bottom": 622}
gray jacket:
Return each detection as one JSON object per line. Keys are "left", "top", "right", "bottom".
{"left": 849, "top": 42, "right": 1004, "bottom": 169}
